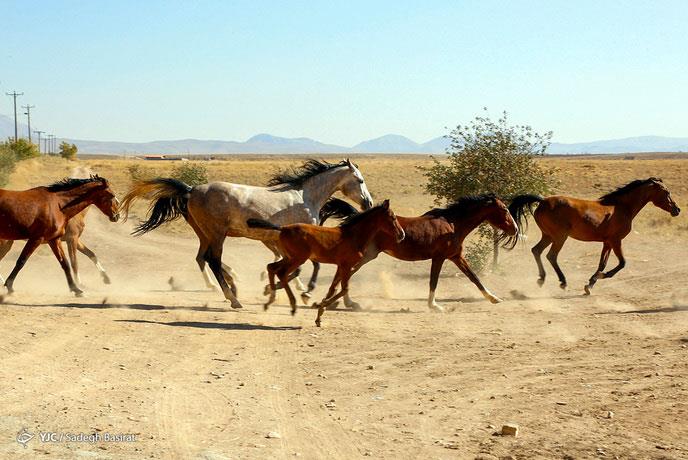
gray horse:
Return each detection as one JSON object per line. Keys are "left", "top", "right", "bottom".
{"left": 122, "top": 159, "right": 374, "bottom": 308}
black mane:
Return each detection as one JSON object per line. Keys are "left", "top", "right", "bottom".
{"left": 267, "top": 159, "right": 350, "bottom": 191}
{"left": 46, "top": 175, "right": 106, "bottom": 192}
{"left": 339, "top": 203, "right": 385, "bottom": 228}
{"left": 599, "top": 177, "right": 662, "bottom": 204}
{"left": 423, "top": 194, "right": 498, "bottom": 219}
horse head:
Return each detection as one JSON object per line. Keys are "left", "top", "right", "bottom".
{"left": 378, "top": 199, "right": 405, "bottom": 242}
{"left": 339, "top": 159, "right": 374, "bottom": 210}
{"left": 91, "top": 176, "right": 120, "bottom": 222}
{"left": 487, "top": 197, "right": 519, "bottom": 236}
{"left": 648, "top": 178, "right": 680, "bottom": 217}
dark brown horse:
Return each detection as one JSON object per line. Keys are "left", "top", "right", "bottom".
{"left": 0, "top": 176, "right": 119, "bottom": 296}
{"left": 247, "top": 199, "right": 405, "bottom": 326}
{"left": 318, "top": 194, "right": 518, "bottom": 311}
{"left": 506, "top": 178, "right": 680, "bottom": 294}
{"left": 62, "top": 208, "right": 112, "bottom": 286}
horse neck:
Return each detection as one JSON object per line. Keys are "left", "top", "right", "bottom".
{"left": 613, "top": 187, "right": 654, "bottom": 218}
{"left": 57, "top": 183, "right": 102, "bottom": 219}
{"left": 448, "top": 206, "right": 490, "bottom": 238}
{"left": 342, "top": 213, "right": 383, "bottom": 249}
{"left": 301, "top": 167, "right": 347, "bottom": 211}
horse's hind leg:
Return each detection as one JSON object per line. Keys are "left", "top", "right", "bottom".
{"left": 301, "top": 261, "right": 320, "bottom": 301}
{"left": 450, "top": 255, "right": 503, "bottom": 304}
{"left": 66, "top": 237, "right": 81, "bottom": 286}
{"left": 532, "top": 235, "right": 552, "bottom": 286}
{"left": 48, "top": 239, "right": 83, "bottom": 297}
{"left": 77, "top": 241, "right": 111, "bottom": 285}
{"left": 205, "top": 242, "right": 243, "bottom": 309}
{"left": 275, "top": 258, "right": 305, "bottom": 315}
{"left": 546, "top": 236, "right": 568, "bottom": 289}
{"left": 584, "top": 242, "right": 611, "bottom": 295}
{"left": 0, "top": 240, "right": 15, "bottom": 285}
{"left": 4, "top": 239, "right": 40, "bottom": 295}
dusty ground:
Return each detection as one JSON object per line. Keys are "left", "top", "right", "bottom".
{"left": 1, "top": 155, "right": 687, "bottom": 459}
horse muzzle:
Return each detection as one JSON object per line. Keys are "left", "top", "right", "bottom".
{"left": 110, "top": 213, "right": 121, "bottom": 223}
{"left": 671, "top": 206, "right": 681, "bottom": 217}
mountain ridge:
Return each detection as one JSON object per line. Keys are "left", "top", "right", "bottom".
{"left": 2, "top": 114, "right": 686, "bottom": 155}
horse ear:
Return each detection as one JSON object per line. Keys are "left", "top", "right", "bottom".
{"left": 382, "top": 199, "right": 390, "bottom": 209}
{"left": 346, "top": 158, "right": 354, "bottom": 169}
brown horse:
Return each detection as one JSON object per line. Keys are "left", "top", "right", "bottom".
{"left": 506, "top": 177, "right": 680, "bottom": 294}
{"left": 62, "top": 208, "right": 112, "bottom": 286}
{"left": 318, "top": 194, "right": 518, "bottom": 311}
{"left": 0, "top": 176, "right": 119, "bottom": 297}
{"left": 247, "top": 199, "right": 405, "bottom": 326}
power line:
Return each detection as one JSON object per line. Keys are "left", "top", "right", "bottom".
{"left": 34, "top": 130, "right": 44, "bottom": 154}
{"left": 22, "top": 104, "right": 35, "bottom": 142}
{"left": 5, "top": 91, "right": 24, "bottom": 142}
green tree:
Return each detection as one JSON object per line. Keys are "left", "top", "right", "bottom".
{"left": 59, "top": 141, "right": 78, "bottom": 160}
{"left": 424, "top": 110, "right": 558, "bottom": 267}
{"left": 171, "top": 161, "right": 208, "bottom": 186}
{"left": 6, "top": 138, "right": 40, "bottom": 161}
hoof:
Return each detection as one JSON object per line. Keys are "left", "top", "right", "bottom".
{"left": 263, "top": 303, "right": 270, "bottom": 311}
{"left": 74, "top": 290, "right": 84, "bottom": 298}
{"left": 102, "top": 275, "right": 112, "bottom": 285}
{"left": 537, "top": 278, "right": 545, "bottom": 287}
{"left": 429, "top": 304, "right": 445, "bottom": 313}
{"left": 291, "top": 308, "right": 297, "bottom": 316}
{"left": 315, "top": 320, "right": 321, "bottom": 327}
{"left": 300, "top": 294, "right": 311, "bottom": 305}
{"left": 559, "top": 282, "right": 567, "bottom": 290}
{"left": 347, "top": 302, "right": 362, "bottom": 311}
{"left": 488, "top": 296, "right": 503, "bottom": 304}
{"left": 583, "top": 285, "right": 591, "bottom": 296}
{"left": 230, "top": 302, "right": 243, "bottom": 309}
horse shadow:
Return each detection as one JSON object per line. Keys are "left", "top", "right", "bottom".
{"left": 116, "top": 319, "right": 301, "bottom": 331}
{"left": 598, "top": 305, "right": 688, "bottom": 315}
{"left": 0, "top": 300, "right": 231, "bottom": 313}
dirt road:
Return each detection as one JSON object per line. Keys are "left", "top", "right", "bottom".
{"left": 1, "top": 201, "right": 687, "bottom": 459}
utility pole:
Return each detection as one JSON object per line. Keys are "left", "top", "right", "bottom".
{"left": 43, "top": 137, "right": 49, "bottom": 154}
{"left": 5, "top": 91, "right": 24, "bottom": 141}
{"left": 34, "top": 130, "right": 44, "bottom": 153}
{"left": 22, "top": 104, "right": 35, "bottom": 142}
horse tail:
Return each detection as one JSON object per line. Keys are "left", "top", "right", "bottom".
{"left": 121, "top": 178, "right": 193, "bottom": 236}
{"left": 502, "top": 194, "right": 544, "bottom": 249}
{"left": 319, "top": 198, "right": 358, "bottom": 225}
{"left": 246, "top": 218, "right": 282, "bottom": 231}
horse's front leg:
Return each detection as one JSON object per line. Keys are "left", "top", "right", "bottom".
{"left": 427, "top": 257, "right": 447, "bottom": 312}
{"left": 584, "top": 242, "right": 611, "bottom": 295}
{"left": 598, "top": 241, "right": 626, "bottom": 280}
{"left": 341, "top": 246, "right": 379, "bottom": 310}
{"left": 450, "top": 255, "right": 502, "bottom": 304}
{"left": 48, "top": 239, "right": 83, "bottom": 297}
{"left": 315, "top": 267, "right": 345, "bottom": 327}
{"left": 301, "top": 261, "right": 320, "bottom": 303}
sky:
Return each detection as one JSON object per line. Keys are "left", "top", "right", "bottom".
{"left": 1, "top": 0, "right": 687, "bottom": 145}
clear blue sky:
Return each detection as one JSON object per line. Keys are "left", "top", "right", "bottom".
{"left": 2, "top": 0, "right": 686, "bottom": 145}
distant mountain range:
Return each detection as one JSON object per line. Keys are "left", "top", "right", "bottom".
{"left": 2, "top": 114, "right": 687, "bottom": 155}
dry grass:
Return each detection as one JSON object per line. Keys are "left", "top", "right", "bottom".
{"left": 7, "top": 153, "right": 688, "bottom": 235}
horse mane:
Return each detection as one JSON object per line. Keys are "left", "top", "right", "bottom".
{"left": 599, "top": 177, "right": 662, "bottom": 204}
{"left": 46, "top": 175, "right": 106, "bottom": 192}
{"left": 267, "top": 159, "right": 351, "bottom": 191}
{"left": 339, "top": 203, "right": 384, "bottom": 228}
{"left": 423, "top": 194, "right": 498, "bottom": 219}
